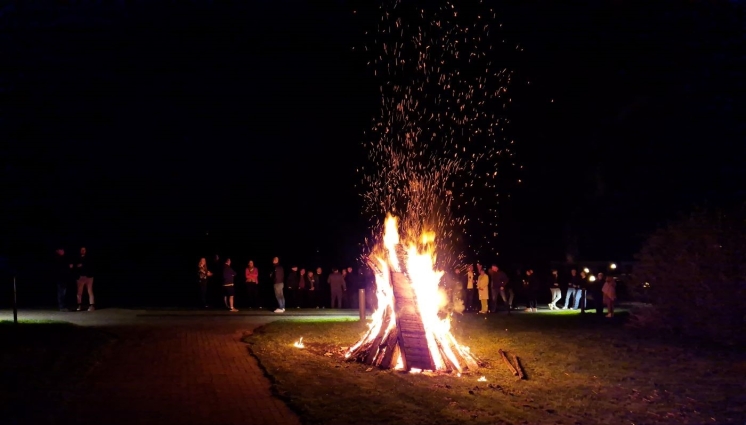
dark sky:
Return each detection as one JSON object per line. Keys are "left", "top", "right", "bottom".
{"left": 1, "top": 0, "right": 744, "bottom": 292}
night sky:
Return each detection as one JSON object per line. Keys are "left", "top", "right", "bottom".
{"left": 1, "top": 0, "right": 744, "bottom": 305}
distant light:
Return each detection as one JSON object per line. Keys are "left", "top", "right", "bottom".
{"left": 644, "top": 282, "right": 650, "bottom": 288}
{"left": 583, "top": 268, "right": 590, "bottom": 274}
{"left": 610, "top": 263, "right": 617, "bottom": 269}
{"left": 589, "top": 275, "right": 596, "bottom": 282}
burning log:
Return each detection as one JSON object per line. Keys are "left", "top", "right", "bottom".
{"left": 345, "top": 215, "right": 479, "bottom": 374}
{"left": 512, "top": 354, "right": 525, "bottom": 380}
{"left": 498, "top": 349, "right": 518, "bottom": 376}
{"left": 391, "top": 271, "right": 436, "bottom": 371}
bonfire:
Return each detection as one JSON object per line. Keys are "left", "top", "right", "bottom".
{"left": 345, "top": 215, "right": 479, "bottom": 374}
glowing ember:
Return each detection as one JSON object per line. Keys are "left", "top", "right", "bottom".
{"left": 478, "top": 376, "right": 487, "bottom": 382}
{"left": 345, "top": 215, "right": 479, "bottom": 374}
{"left": 293, "top": 337, "right": 305, "bottom": 349}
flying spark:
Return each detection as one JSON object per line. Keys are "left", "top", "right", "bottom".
{"left": 357, "top": 0, "right": 518, "bottom": 265}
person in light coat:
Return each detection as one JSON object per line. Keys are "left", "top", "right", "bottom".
{"left": 477, "top": 268, "right": 490, "bottom": 314}
{"left": 602, "top": 276, "right": 617, "bottom": 318}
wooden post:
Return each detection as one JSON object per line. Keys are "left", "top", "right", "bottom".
{"left": 359, "top": 289, "right": 366, "bottom": 321}
{"left": 12, "top": 276, "right": 18, "bottom": 325}
{"left": 512, "top": 354, "right": 525, "bottom": 380}
{"left": 498, "top": 349, "right": 518, "bottom": 376}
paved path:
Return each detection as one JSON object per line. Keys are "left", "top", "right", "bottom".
{"left": 1, "top": 309, "right": 359, "bottom": 425}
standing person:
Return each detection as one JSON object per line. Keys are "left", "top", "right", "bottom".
{"left": 298, "top": 268, "right": 308, "bottom": 308}
{"left": 449, "top": 267, "right": 463, "bottom": 311}
{"left": 222, "top": 258, "right": 238, "bottom": 312}
{"left": 198, "top": 258, "right": 212, "bottom": 308}
{"left": 209, "top": 254, "right": 222, "bottom": 308}
{"left": 271, "top": 257, "right": 285, "bottom": 313}
{"left": 477, "top": 267, "right": 490, "bottom": 314}
{"left": 487, "top": 265, "right": 498, "bottom": 313}
{"left": 74, "top": 247, "right": 95, "bottom": 311}
{"left": 593, "top": 272, "right": 605, "bottom": 316}
{"left": 328, "top": 268, "right": 346, "bottom": 309}
{"left": 285, "top": 266, "right": 299, "bottom": 309}
{"left": 53, "top": 248, "right": 70, "bottom": 312}
{"left": 562, "top": 269, "right": 581, "bottom": 310}
{"left": 489, "top": 265, "right": 510, "bottom": 312}
{"left": 245, "top": 260, "right": 259, "bottom": 309}
{"left": 341, "top": 269, "right": 348, "bottom": 308}
{"left": 346, "top": 267, "right": 361, "bottom": 310}
{"left": 315, "top": 267, "right": 326, "bottom": 308}
{"left": 578, "top": 270, "right": 588, "bottom": 312}
{"left": 523, "top": 269, "right": 539, "bottom": 312}
{"left": 304, "top": 269, "right": 315, "bottom": 308}
{"left": 499, "top": 273, "right": 514, "bottom": 312}
{"left": 602, "top": 276, "right": 617, "bottom": 318}
{"left": 364, "top": 267, "right": 376, "bottom": 312}
{"left": 548, "top": 269, "right": 562, "bottom": 310}
{"left": 308, "top": 269, "right": 320, "bottom": 308}
{"left": 465, "top": 264, "right": 475, "bottom": 311}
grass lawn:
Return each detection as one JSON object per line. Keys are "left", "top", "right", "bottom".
{"left": 0, "top": 320, "right": 114, "bottom": 424}
{"left": 246, "top": 312, "right": 746, "bottom": 425}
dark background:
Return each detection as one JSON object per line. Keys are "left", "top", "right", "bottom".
{"left": 0, "top": 0, "right": 743, "bottom": 307}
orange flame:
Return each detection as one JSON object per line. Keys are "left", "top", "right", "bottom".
{"left": 346, "top": 214, "right": 476, "bottom": 374}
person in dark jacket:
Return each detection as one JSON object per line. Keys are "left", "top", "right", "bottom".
{"left": 488, "top": 265, "right": 511, "bottom": 312}
{"left": 298, "top": 268, "right": 308, "bottom": 308}
{"left": 286, "top": 266, "right": 299, "bottom": 309}
{"left": 548, "top": 269, "right": 562, "bottom": 310}
{"left": 209, "top": 254, "right": 222, "bottom": 307}
{"left": 53, "top": 248, "right": 70, "bottom": 311}
{"left": 364, "top": 267, "right": 376, "bottom": 312}
{"left": 309, "top": 269, "right": 321, "bottom": 308}
{"left": 346, "top": 267, "right": 361, "bottom": 310}
{"left": 73, "top": 247, "right": 95, "bottom": 311}
{"left": 562, "top": 269, "right": 582, "bottom": 310}
{"left": 315, "top": 267, "right": 327, "bottom": 308}
{"left": 222, "top": 258, "right": 238, "bottom": 312}
{"left": 328, "top": 268, "right": 346, "bottom": 309}
{"left": 271, "top": 257, "right": 285, "bottom": 313}
{"left": 578, "top": 270, "right": 588, "bottom": 312}
{"left": 523, "top": 269, "right": 539, "bottom": 312}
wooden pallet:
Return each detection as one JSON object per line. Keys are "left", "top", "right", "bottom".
{"left": 391, "top": 271, "right": 435, "bottom": 371}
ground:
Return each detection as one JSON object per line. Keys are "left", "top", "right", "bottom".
{"left": 246, "top": 311, "right": 746, "bottom": 425}
{"left": 0, "top": 308, "right": 355, "bottom": 425}
{"left": 0, "top": 320, "right": 113, "bottom": 424}
{"left": 3, "top": 308, "right": 744, "bottom": 425}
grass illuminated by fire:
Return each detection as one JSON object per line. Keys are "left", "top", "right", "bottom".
{"left": 245, "top": 313, "right": 745, "bottom": 425}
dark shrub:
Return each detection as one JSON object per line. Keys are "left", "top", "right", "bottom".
{"left": 632, "top": 207, "right": 746, "bottom": 345}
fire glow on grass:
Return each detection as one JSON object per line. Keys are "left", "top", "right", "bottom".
{"left": 345, "top": 215, "right": 478, "bottom": 374}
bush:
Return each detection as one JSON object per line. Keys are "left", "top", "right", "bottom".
{"left": 632, "top": 206, "right": 746, "bottom": 345}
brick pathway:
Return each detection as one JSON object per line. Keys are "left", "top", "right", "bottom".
{"left": 64, "top": 320, "right": 300, "bottom": 425}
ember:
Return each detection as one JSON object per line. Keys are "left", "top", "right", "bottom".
{"left": 345, "top": 215, "right": 479, "bottom": 374}
{"left": 293, "top": 337, "right": 305, "bottom": 349}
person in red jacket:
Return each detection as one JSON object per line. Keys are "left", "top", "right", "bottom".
{"left": 245, "top": 260, "right": 259, "bottom": 309}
